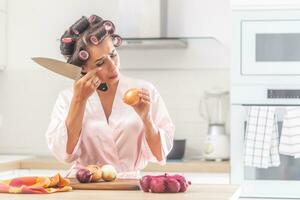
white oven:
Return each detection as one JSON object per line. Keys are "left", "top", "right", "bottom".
{"left": 232, "top": 7, "right": 300, "bottom": 199}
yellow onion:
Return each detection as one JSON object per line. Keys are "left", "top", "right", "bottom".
{"left": 123, "top": 88, "right": 140, "bottom": 106}
{"left": 101, "top": 164, "right": 117, "bottom": 182}
{"left": 86, "top": 165, "right": 102, "bottom": 182}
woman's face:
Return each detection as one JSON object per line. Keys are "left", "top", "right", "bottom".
{"left": 83, "top": 36, "right": 120, "bottom": 85}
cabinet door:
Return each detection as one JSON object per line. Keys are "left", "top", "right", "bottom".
{"left": 0, "top": 11, "right": 6, "bottom": 69}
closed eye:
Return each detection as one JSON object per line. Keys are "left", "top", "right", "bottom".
{"left": 96, "top": 60, "right": 104, "bottom": 67}
{"left": 96, "top": 49, "right": 117, "bottom": 67}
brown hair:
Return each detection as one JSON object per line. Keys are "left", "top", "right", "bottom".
{"left": 60, "top": 15, "right": 122, "bottom": 67}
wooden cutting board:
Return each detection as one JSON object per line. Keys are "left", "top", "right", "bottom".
{"left": 69, "top": 178, "right": 140, "bottom": 190}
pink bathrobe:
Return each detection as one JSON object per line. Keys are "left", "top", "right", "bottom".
{"left": 46, "top": 75, "right": 174, "bottom": 177}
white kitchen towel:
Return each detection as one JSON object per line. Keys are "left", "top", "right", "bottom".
{"left": 244, "top": 106, "right": 280, "bottom": 168}
{"left": 279, "top": 107, "right": 300, "bottom": 158}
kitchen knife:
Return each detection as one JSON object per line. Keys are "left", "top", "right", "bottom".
{"left": 31, "top": 57, "right": 108, "bottom": 91}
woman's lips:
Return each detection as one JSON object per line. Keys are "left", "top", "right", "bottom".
{"left": 109, "top": 73, "right": 118, "bottom": 79}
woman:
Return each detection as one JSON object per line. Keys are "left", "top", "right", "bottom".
{"left": 46, "top": 15, "right": 174, "bottom": 177}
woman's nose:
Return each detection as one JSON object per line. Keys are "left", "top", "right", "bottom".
{"left": 105, "top": 55, "right": 116, "bottom": 71}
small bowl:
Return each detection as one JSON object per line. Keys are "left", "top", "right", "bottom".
{"left": 167, "top": 139, "right": 186, "bottom": 160}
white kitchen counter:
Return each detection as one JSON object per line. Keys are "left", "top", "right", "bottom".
{"left": 0, "top": 155, "right": 237, "bottom": 199}
{"left": 0, "top": 155, "right": 230, "bottom": 184}
{"left": 0, "top": 184, "right": 239, "bottom": 200}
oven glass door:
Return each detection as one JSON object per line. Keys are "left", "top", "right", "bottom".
{"left": 239, "top": 106, "right": 300, "bottom": 198}
{"left": 245, "top": 121, "right": 300, "bottom": 180}
{"left": 241, "top": 20, "right": 300, "bottom": 75}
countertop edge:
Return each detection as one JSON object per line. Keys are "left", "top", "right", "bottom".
{"left": 0, "top": 156, "right": 230, "bottom": 173}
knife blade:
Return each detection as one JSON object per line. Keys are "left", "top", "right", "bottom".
{"left": 31, "top": 57, "right": 108, "bottom": 91}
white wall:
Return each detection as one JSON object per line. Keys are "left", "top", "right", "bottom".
{"left": 0, "top": 0, "right": 230, "bottom": 159}
{"left": 0, "top": 0, "right": 7, "bottom": 69}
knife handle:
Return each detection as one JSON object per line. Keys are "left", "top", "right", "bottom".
{"left": 80, "top": 72, "right": 108, "bottom": 92}
{"left": 97, "top": 83, "right": 108, "bottom": 91}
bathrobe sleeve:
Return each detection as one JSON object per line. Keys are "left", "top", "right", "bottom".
{"left": 45, "top": 90, "right": 82, "bottom": 163}
{"left": 141, "top": 87, "right": 175, "bottom": 165}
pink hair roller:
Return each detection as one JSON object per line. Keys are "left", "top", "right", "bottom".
{"left": 112, "top": 35, "right": 122, "bottom": 47}
{"left": 90, "top": 35, "right": 99, "bottom": 45}
{"left": 88, "top": 15, "right": 97, "bottom": 24}
{"left": 88, "top": 15, "right": 102, "bottom": 25}
{"left": 103, "top": 21, "right": 115, "bottom": 34}
{"left": 61, "top": 37, "right": 73, "bottom": 43}
{"left": 72, "top": 28, "right": 80, "bottom": 35}
{"left": 78, "top": 50, "right": 89, "bottom": 61}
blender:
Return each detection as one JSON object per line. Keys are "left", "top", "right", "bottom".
{"left": 199, "top": 88, "right": 230, "bottom": 161}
